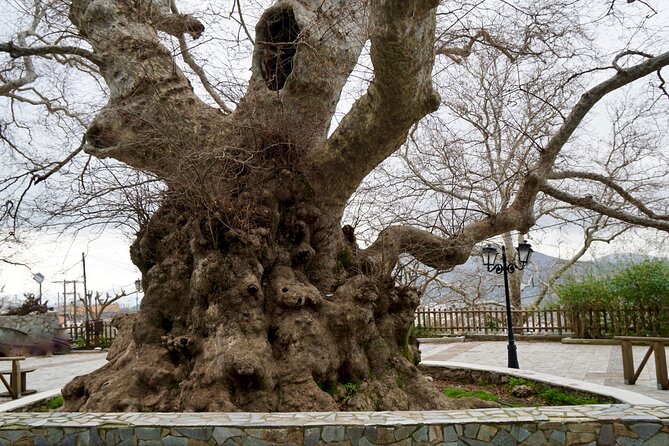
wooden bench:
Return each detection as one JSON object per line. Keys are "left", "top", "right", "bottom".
{"left": 0, "top": 357, "right": 37, "bottom": 399}
{"left": 614, "top": 336, "right": 669, "bottom": 390}
{"left": 0, "top": 367, "right": 36, "bottom": 398}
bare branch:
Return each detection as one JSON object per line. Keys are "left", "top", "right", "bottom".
{"left": 33, "top": 136, "right": 86, "bottom": 185}
{"left": 436, "top": 29, "right": 518, "bottom": 63}
{"left": 170, "top": 0, "right": 232, "bottom": 113}
{"left": 549, "top": 169, "right": 669, "bottom": 221}
{"left": 541, "top": 183, "right": 669, "bottom": 232}
{"left": 0, "top": 41, "right": 103, "bottom": 67}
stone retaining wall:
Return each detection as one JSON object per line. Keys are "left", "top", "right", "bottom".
{"left": 0, "top": 313, "right": 58, "bottom": 341}
{"left": 0, "top": 313, "right": 62, "bottom": 355}
{"left": 1, "top": 404, "right": 668, "bottom": 445}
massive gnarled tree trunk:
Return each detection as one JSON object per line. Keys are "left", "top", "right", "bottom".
{"left": 50, "top": 0, "right": 669, "bottom": 412}
{"left": 61, "top": 0, "right": 460, "bottom": 412}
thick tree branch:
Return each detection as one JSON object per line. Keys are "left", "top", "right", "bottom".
{"left": 549, "top": 169, "right": 669, "bottom": 221}
{"left": 0, "top": 41, "right": 103, "bottom": 67}
{"left": 541, "top": 183, "right": 669, "bottom": 232}
{"left": 68, "top": 0, "right": 224, "bottom": 173}
{"left": 318, "top": 0, "right": 441, "bottom": 205}
{"left": 363, "top": 225, "right": 471, "bottom": 274}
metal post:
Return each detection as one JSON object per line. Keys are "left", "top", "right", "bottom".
{"left": 62, "top": 280, "right": 67, "bottom": 325}
{"left": 501, "top": 245, "right": 519, "bottom": 369}
{"left": 73, "top": 281, "right": 78, "bottom": 339}
{"left": 82, "top": 253, "right": 90, "bottom": 348}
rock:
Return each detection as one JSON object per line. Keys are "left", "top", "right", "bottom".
{"left": 511, "top": 384, "right": 534, "bottom": 397}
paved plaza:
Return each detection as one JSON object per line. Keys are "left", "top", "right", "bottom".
{"left": 0, "top": 351, "right": 107, "bottom": 411}
{"left": 420, "top": 339, "right": 669, "bottom": 404}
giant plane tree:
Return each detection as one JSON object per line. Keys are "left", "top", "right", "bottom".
{"left": 1, "top": 0, "right": 669, "bottom": 411}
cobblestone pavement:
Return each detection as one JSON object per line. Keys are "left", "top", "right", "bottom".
{"left": 420, "top": 340, "right": 669, "bottom": 404}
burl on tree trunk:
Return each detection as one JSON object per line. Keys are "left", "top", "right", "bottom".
{"left": 60, "top": 0, "right": 524, "bottom": 412}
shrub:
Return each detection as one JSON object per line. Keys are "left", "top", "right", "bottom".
{"left": 46, "top": 395, "right": 64, "bottom": 410}
{"left": 557, "top": 259, "right": 669, "bottom": 337}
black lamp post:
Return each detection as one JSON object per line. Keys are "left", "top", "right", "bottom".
{"left": 481, "top": 241, "right": 533, "bottom": 369}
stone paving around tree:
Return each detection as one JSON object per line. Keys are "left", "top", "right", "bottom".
{"left": 1, "top": 404, "right": 669, "bottom": 445}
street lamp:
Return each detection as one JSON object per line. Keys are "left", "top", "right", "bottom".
{"left": 481, "top": 241, "right": 533, "bottom": 369}
{"left": 32, "top": 273, "right": 45, "bottom": 304}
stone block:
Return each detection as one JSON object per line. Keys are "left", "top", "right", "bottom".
{"left": 411, "top": 426, "right": 428, "bottom": 442}
{"left": 491, "top": 429, "right": 516, "bottom": 446}
{"left": 592, "top": 424, "right": 612, "bottom": 446}
{"left": 522, "top": 431, "right": 546, "bottom": 446}
{"left": 304, "top": 427, "right": 320, "bottom": 446}
{"left": 347, "top": 426, "right": 365, "bottom": 444}
{"left": 364, "top": 426, "right": 377, "bottom": 443}
{"left": 213, "top": 428, "right": 244, "bottom": 443}
{"left": 375, "top": 427, "right": 395, "bottom": 444}
{"left": 428, "top": 425, "right": 443, "bottom": 442}
{"left": 394, "top": 426, "right": 415, "bottom": 441}
{"left": 162, "top": 436, "right": 188, "bottom": 446}
{"left": 567, "top": 423, "right": 598, "bottom": 433}
{"left": 510, "top": 425, "right": 531, "bottom": 442}
{"left": 463, "top": 424, "right": 479, "bottom": 439}
{"left": 136, "top": 427, "right": 162, "bottom": 440}
{"left": 548, "top": 430, "right": 565, "bottom": 446}
{"left": 643, "top": 432, "right": 669, "bottom": 446}
{"left": 444, "top": 426, "right": 459, "bottom": 442}
{"left": 629, "top": 423, "right": 661, "bottom": 440}
{"left": 137, "top": 440, "right": 162, "bottom": 446}
{"left": 614, "top": 423, "right": 637, "bottom": 438}
{"left": 322, "top": 426, "right": 346, "bottom": 443}
{"left": 245, "top": 428, "right": 287, "bottom": 443}
{"left": 175, "top": 427, "right": 212, "bottom": 441}
{"left": 477, "top": 425, "right": 497, "bottom": 442}
{"left": 566, "top": 431, "right": 594, "bottom": 445}
{"left": 286, "top": 427, "right": 303, "bottom": 444}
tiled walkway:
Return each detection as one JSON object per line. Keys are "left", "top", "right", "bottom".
{"left": 420, "top": 340, "right": 669, "bottom": 404}
{"left": 0, "top": 351, "right": 107, "bottom": 411}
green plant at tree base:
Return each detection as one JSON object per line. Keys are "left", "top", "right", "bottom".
{"left": 96, "top": 336, "right": 113, "bottom": 349}
{"left": 443, "top": 387, "right": 499, "bottom": 402}
{"left": 411, "top": 326, "right": 442, "bottom": 338}
{"left": 46, "top": 395, "right": 64, "bottom": 410}
{"left": 539, "top": 388, "right": 598, "bottom": 406}
{"left": 342, "top": 381, "right": 361, "bottom": 402}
